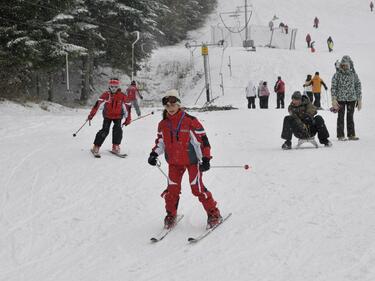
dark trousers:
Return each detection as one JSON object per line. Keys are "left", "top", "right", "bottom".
{"left": 276, "top": 92, "right": 285, "bottom": 108}
{"left": 281, "top": 115, "right": 329, "bottom": 143}
{"left": 93, "top": 118, "right": 123, "bottom": 146}
{"left": 247, "top": 97, "right": 256, "bottom": 108}
{"left": 313, "top": 92, "right": 321, "bottom": 108}
{"left": 337, "top": 101, "right": 356, "bottom": 138}
{"left": 306, "top": 92, "right": 313, "bottom": 103}
{"left": 259, "top": 96, "right": 269, "bottom": 108}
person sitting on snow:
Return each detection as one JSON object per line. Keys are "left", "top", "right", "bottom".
{"left": 281, "top": 91, "right": 332, "bottom": 149}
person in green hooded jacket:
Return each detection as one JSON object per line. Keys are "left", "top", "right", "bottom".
{"left": 331, "top": 55, "right": 362, "bottom": 141}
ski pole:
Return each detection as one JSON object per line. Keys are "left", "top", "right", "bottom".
{"left": 132, "top": 111, "right": 154, "bottom": 122}
{"left": 211, "top": 164, "right": 251, "bottom": 170}
{"left": 156, "top": 160, "right": 169, "bottom": 180}
{"left": 72, "top": 120, "right": 89, "bottom": 137}
{"left": 122, "top": 111, "right": 154, "bottom": 127}
{"left": 325, "top": 89, "right": 329, "bottom": 110}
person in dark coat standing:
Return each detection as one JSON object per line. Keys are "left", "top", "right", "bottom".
{"left": 306, "top": 34, "right": 311, "bottom": 48}
{"left": 313, "top": 17, "right": 319, "bottom": 28}
{"left": 370, "top": 1, "right": 374, "bottom": 12}
{"left": 281, "top": 91, "right": 331, "bottom": 149}
{"left": 274, "top": 76, "right": 285, "bottom": 109}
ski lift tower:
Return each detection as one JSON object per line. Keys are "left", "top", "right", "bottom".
{"left": 219, "top": 0, "right": 255, "bottom": 51}
{"left": 185, "top": 40, "right": 224, "bottom": 103}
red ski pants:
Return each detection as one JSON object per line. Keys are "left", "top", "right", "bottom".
{"left": 161, "top": 164, "right": 217, "bottom": 216}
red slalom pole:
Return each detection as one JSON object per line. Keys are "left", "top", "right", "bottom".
{"left": 211, "top": 164, "right": 251, "bottom": 170}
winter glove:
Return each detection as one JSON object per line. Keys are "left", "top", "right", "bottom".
{"left": 199, "top": 157, "right": 211, "bottom": 172}
{"left": 123, "top": 118, "right": 131, "bottom": 126}
{"left": 331, "top": 96, "right": 339, "bottom": 110}
{"left": 148, "top": 152, "right": 158, "bottom": 166}
{"left": 302, "top": 114, "right": 314, "bottom": 126}
{"left": 87, "top": 114, "right": 94, "bottom": 121}
{"left": 356, "top": 98, "right": 362, "bottom": 111}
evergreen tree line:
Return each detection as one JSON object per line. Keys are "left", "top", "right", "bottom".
{"left": 0, "top": 0, "right": 217, "bottom": 103}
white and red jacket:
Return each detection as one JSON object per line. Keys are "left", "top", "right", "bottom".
{"left": 152, "top": 110, "right": 211, "bottom": 166}
{"left": 89, "top": 90, "right": 131, "bottom": 121}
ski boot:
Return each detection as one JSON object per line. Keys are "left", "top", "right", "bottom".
{"left": 164, "top": 214, "right": 176, "bottom": 229}
{"left": 322, "top": 139, "right": 333, "bottom": 147}
{"left": 112, "top": 144, "right": 121, "bottom": 154}
{"left": 281, "top": 140, "right": 292, "bottom": 150}
{"left": 207, "top": 208, "right": 222, "bottom": 229}
{"left": 91, "top": 145, "right": 101, "bottom": 157}
{"left": 348, "top": 136, "right": 359, "bottom": 141}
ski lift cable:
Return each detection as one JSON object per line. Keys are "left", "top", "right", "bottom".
{"left": 219, "top": 11, "right": 253, "bottom": 34}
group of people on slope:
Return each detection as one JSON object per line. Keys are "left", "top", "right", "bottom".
{"left": 245, "top": 76, "right": 285, "bottom": 109}
{"left": 87, "top": 79, "right": 143, "bottom": 155}
{"left": 281, "top": 55, "right": 362, "bottom": 149}
{"left": 83, "top": 54, "right": 362, "bottom": 231}
{"left": 86, "top": 83, "right": 222, "bottom": 230}
{"left": 305, "top": 17, "right": 334, "bottom": 53}
{"left": 303, "top": 72, "right": 328, "bottom": 109}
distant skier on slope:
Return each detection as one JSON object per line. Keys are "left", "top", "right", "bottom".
{"left": 281, "top": 91, "right": 332, "bottom": 149}
{"left": 327, "top": 36, "right": 334, "bottom": 52}
{"left": 147, "top": 89, "right": 222, "bottom": 230}
{"left": 331, "top": 55, "right": 362, "bottom": 141}
{"left": 370, "top": 1, "right": 374, "bottom": 12}
{"left": 306, "top": 33, "right": 312, "bottom": 48}
{"left": 87, "top": 78, "right": 132, "bottom": 156}
{"left": 313, "top": 16, "right": 319, "bottom": 28}
{"left": 126, "top": 80, "right": 143, "bottom": 117}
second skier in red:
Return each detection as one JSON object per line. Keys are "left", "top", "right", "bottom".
{"left": 148, "top": 89, "right": 222, "bottom": 229}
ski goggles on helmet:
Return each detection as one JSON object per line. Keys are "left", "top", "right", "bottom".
{"left": 162, "top": 96, "right": 180, "bottom": 105}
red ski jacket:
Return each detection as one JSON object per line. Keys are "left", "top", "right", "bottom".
{"left": 152, "top": 110, "right": 211, "bottom": 166}
{"left": 274, "top": 80, "right": 285, "bottom": 94}
{"left": 89, "top": 90, "right": 131, "bottom": 121}
{"left": 126, "top": 85, "right": 141, "bottom": 101}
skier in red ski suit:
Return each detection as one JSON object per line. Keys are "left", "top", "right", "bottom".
{"left": 147, "top": 89, "right": 222, "bottom": 229}
{"left": 126, "top": 81, "right": 143, "bottom": 117}
{"left": 88, "top": 78, "right": 132, "bottom": 155}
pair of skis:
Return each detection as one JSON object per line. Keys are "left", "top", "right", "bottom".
{"left": 90, "top": 149, "right": 127, "bottom": 158}
{"left": 150, "top": 213, "right": 232, "bottom": 244}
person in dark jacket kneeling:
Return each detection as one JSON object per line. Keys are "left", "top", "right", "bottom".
{"left": 281, "top": 91, "right": 332, "bottom": 149}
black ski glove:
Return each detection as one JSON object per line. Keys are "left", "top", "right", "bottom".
{"left": 148, "top": 152, "right": 158, "bottom": 166}
{"left": 303, "top": 114, "right": 314, "bottom": 126}
{"left": 199, "top": 157, "right": 211, "bottom": 172}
